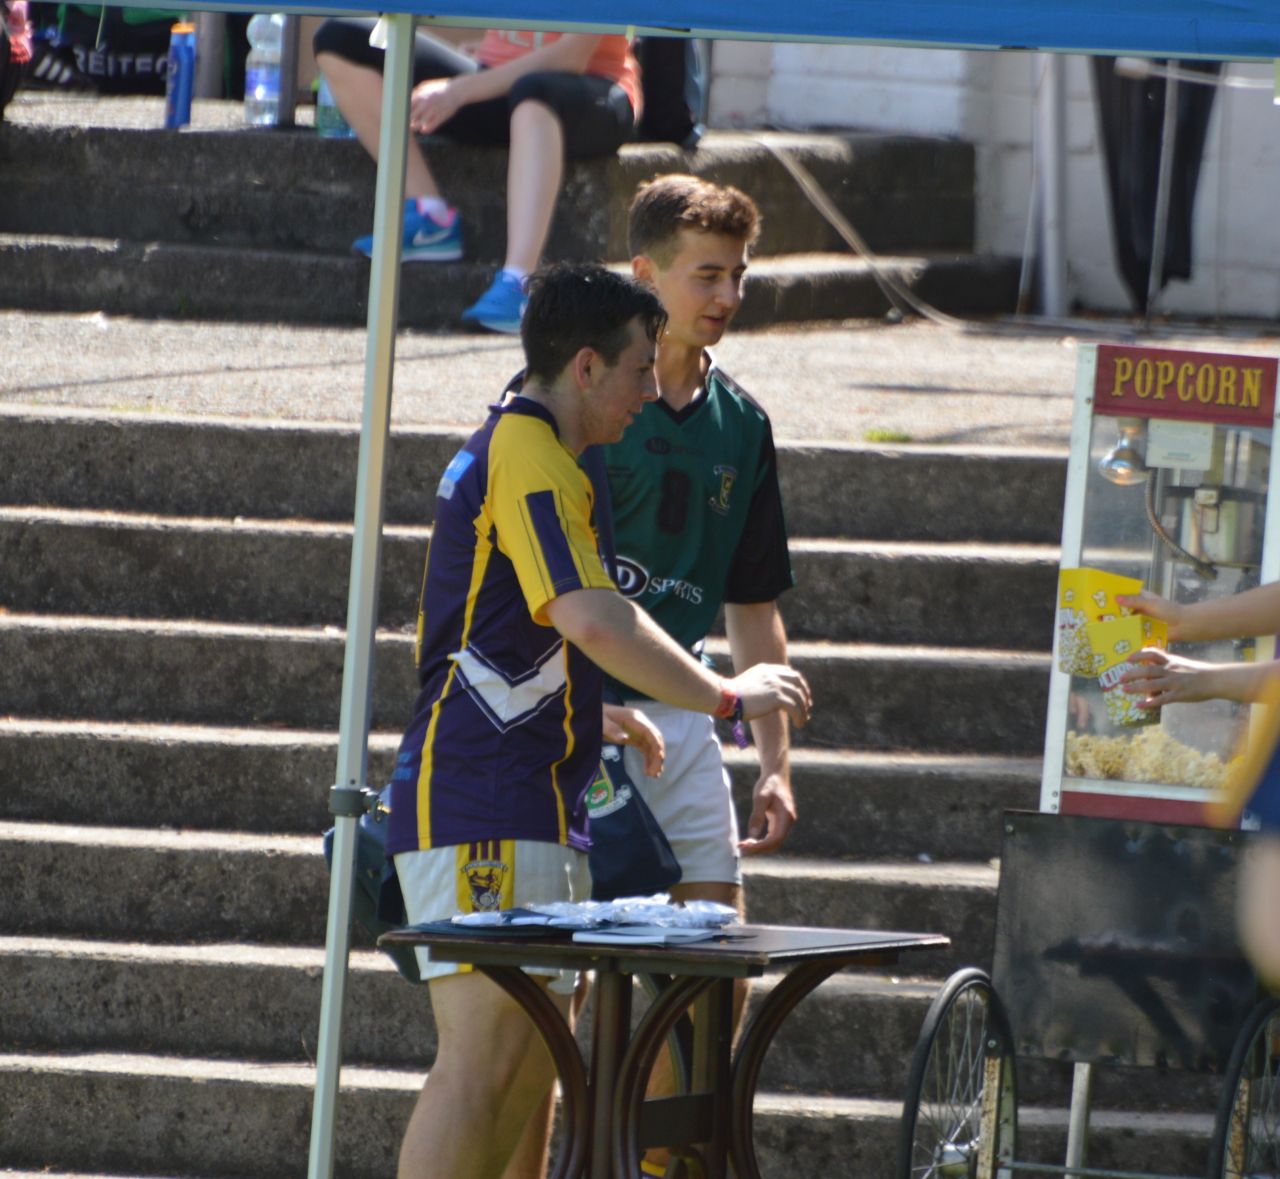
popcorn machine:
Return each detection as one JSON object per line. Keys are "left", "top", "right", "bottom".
{"left": 1042, "top": 342, "right": 1280, "bottom": 822}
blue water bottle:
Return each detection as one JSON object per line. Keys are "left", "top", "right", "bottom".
{"left": 164, "top": 22, "right": 196, "bottom": 129}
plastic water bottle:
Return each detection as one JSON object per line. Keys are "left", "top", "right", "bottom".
{"left": 164, "top": 22, "right": 196, "bottom": 129}
{"left": 315, "top": 74, "right": 355, "bottom": 139}
{"left": 244, "top": 12, "right": 284, "bottom": 126}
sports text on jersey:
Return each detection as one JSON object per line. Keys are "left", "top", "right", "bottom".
{"left": 614, "top": 556, "right": 706, "bottom": 605}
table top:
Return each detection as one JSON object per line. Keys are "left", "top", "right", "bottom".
{"left": 379, "top": 922, "right": 949, "bottom": 978}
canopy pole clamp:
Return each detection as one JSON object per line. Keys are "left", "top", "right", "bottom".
{"left": 328, "top": 785, "right": 384, "bottom": 819}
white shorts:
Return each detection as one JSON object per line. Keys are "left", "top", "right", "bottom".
{"left": 621, "top": 702, "right": 742, "bottom": 887}
{"left": 393, "top": 839, "right": 592, "bottom": 993}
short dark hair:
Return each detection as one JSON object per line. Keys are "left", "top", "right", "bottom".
{"left": 522, "top": 263, "right": 666, "bottom": 383}
{"left": 628, "top": 174, "right": 761, "bottom": 265}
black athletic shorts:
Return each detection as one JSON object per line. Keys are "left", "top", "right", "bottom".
{"left": 313, "top": 19, "right": 635, "bottom": 160}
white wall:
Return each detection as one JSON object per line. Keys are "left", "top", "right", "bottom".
{"left": 707, "top": 41, "right": 1280, "bottom": 319}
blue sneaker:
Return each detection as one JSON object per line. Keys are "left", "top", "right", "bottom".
{"left": 353, "top": 201, "right": 463, "bottom": 262}
{"left": 460, "top": 271, "right": 528, "bottom": 335}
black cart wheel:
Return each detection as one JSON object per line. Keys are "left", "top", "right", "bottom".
{"left": 1209, "top": 996, "right": 1280, "bottom": 1179}
{"left": 896, "top": 967, "right": 1017, "bottom": 1179}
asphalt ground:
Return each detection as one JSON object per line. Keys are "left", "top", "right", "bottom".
{"left": 3, "top": 309, "right": 1278, "bottom": 449}
{"left": 4, "top": 91, "right": 1278, "bottom": 448}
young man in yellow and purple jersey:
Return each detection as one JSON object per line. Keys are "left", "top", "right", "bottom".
{"left": 386, "top": 262, "right": 812, "bottom": 1179}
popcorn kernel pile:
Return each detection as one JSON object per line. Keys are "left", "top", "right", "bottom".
{"left": 1065, "top": 726, "right": 1243, "bottom": 791}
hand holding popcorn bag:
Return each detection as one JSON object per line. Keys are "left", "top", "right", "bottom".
{"left": 1087, "top": 615, "right": 1169, "bottom": 727}
{"left": 1057, "top": 567, "right": 1145, "bottom": 676}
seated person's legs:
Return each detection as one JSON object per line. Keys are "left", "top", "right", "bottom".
{"left": 461, "top": 70, "right": 635, "bottom": 334}
{"left": 315, "top": 25, "right": 637, "bottom": 334}
{"left": 314, "top": 18, "right": 476, "bottom": 260}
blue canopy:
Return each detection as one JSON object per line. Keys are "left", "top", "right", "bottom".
{"left": 401, "top": 0, "right": 1280, "bottom": 60}
{"left": 180, "top": 0, "right": 1266, "bottom": 1174}
{"left": 145, "top": 0, "right": 1280, "bottom": 57}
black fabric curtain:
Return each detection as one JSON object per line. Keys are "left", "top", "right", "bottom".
{"left": 1090, "top": 56, "right": 1221, "bottom": 312}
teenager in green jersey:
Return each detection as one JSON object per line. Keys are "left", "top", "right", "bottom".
{"left": 602, "top": 176, "right": 797, "bottom": 1174}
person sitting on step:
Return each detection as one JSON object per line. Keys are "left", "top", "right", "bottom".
{"left": 313, "top": 21, "right": 641, "bottom": 335}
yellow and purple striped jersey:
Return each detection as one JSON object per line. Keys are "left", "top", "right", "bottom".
{"left": 387, "top": 397, "right": 617, "bottom": 855}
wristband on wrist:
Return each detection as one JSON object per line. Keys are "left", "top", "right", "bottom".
{"left": 714, "top": 684, "right": 738, "bottom": 720}
{"left": 714, "top": 684, "right": 750, "bottom": 749}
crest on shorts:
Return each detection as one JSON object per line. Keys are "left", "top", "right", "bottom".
{"left": 461, "top": 858, "right": 508, "bottom": 911}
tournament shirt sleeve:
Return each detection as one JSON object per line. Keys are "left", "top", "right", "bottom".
{"left": 723, "top": 423, "right": 796, "bottom": 605}
{"left": 487, "top": 415, "right": 615, "bottom": 625}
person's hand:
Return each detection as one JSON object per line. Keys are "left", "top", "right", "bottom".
{"left": 726, "top": 663, "right": 812, "bottom": 728}
{"left": 738, "top": 769, "right": 796, "bottom": 856}
{"left": 602, "top": 702, "right": 664, "bottom": 777}
{"left": 1121, "top": 647, "right": 1218, "bottom": 707}
{"left": 1117, "top": 590, "right": 1186, "bottom": 640}
{"left": 409, "top": 78, "right": 464, "bottom": 134}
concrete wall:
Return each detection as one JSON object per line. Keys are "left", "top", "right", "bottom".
{"left": 706, "top": 41, "right": 1280, "bottom": 318}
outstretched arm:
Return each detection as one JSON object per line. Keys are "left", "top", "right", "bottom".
{"left": 545, "top": 588, "right": 812, "bottom": 727}
{"left": 1123, "top": 648, "right": 1280, "bottom": 705}
{"left": 1120, "top": 583, "right": 1280, "bottom": 644}
{"left": 725, "top": 601, "right": 796, "bottom": 856}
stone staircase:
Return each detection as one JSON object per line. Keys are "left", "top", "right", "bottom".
{"left": 0, "top": 92, "right": 1019, "bottom": 330}
{"left": 0, "top": 404, "right": 1224, "bottom": 1178}
{"left": 0, "top": 90, "right": 1222, "bottom": 1178}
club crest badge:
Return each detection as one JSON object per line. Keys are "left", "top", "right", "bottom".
{"left": 585, "top": 763, "right": 630, "bottom": 818}
{"left": 709, "top": 464, "right": 737, "bottom": 515}
{"left": 462, "top": 857, "right": 509, "bottom": 911}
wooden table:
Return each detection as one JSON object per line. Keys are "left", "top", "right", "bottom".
{"left": 380, "top": 922, "right": 948, "bottom": 1178}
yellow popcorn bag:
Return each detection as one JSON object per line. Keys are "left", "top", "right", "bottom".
{"left": 1087, "top": 615, "right": 1168, "bottom": 727}
{"left": 1057, "top": 567, "right": 1144, "bottom": 675}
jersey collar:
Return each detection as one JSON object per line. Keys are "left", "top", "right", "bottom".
{"left": 655, "top": 350, "right": 719, "bottom": 426}
{"left": 493, "top": 371, "right": 562, "bottom": 440}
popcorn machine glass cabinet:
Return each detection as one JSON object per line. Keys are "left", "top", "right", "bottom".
{"left": 1046, "top": 343, "right": 1280, "bottom": 823}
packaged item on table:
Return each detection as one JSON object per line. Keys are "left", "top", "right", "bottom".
{"left": 1057, "top": 566, "right": 1143, "bottom": 676}
{"left": 1087, "top": 615, "right": 1168, "bottom": 727}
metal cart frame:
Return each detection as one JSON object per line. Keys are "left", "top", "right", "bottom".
{"left": 897, "top": 810, "right": 1277, "bottom": 1179}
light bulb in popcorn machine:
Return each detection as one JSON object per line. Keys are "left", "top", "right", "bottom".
{"left": 1097, "top": 419, "right": 1148, "bottom": 486}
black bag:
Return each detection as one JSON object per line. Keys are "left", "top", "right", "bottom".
{"left": 635, "top": 36, "right": 705, "bottom": 148}
{"left": 586, "top": 739, "right": 683, "bottom": 902}
{"left": 322, "top": 786, "right": 421, "bottom": 984}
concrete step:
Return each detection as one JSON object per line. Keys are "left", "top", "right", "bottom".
{"left": 0, "top": 1049, "right": 1215, "bottom": 1179}
{"left": 0, "top": 616, "right": 1051, "bottom": 753}
{"left": 0, "top": 820, "right": 994, "bottom": 971}
{"left": 0, "top": 234, "right": 1017, "bottom": 328}
{"left": 0, "top": 407, "right": 1069, "bottom": 542}
{"left": 0, "top": 719, "right": 1042, "bottom": 859}
{"left": 0, "top": 106, "right": 978, "bottom": 259}
{"left": 0, "top": 506, "right": 1058, "bottom": 648}
{"left": 0, "top": 935, "right": 1224, "bottom": 1115}
{"left": 0, "top": 934, "right": 932, "bottom": 1097}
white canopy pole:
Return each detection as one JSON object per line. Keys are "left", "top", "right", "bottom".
{"left": 1034, "top": 51, "right": 1068, "bottom": 317}
{"left": 307, "top": 14, "right": 416, "bottom": 1179}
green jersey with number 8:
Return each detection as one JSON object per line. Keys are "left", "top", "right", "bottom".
{"left": 602, "top": 360, "right": 794, "bottom": 694}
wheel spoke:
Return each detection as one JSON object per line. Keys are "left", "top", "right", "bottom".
{"left": 1227, "top": 1007, "right": 1280, "bottom": 1179}
{"left": 907, "top": 981, "right": 1008, "bottom": 1178}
